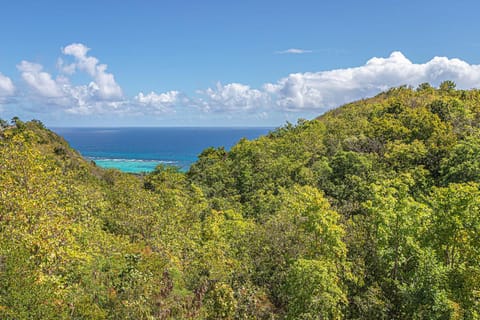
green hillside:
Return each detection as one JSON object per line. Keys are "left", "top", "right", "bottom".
{"left": 1, "top": 81, "right": 480, "bottom": 319}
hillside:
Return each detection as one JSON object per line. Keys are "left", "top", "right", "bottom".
{"left": 1, "top": 81, "right": 480, "bottom": 319}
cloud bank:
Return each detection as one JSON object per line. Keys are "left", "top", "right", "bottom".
{"left": 264, "top": 51, "right": 480, "bottom": 111}
{"left": 3, "top": 45, "right": 480, "bottom": 120}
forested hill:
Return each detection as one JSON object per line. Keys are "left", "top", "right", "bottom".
{"left": 1, "top": 81, "right": 480, "bottom": 319}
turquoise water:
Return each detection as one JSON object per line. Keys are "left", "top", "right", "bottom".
{"left": 90, "top": 158, "right": 176, "bottom": 173}
{"left": 53, "top": 127, "right": 273, "bottom": 173}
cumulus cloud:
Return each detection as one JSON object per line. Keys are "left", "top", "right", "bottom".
{"left": 134, "top": 90, "right": 185, "bottom": 114}
{"left": 194, "top": 52, "right": 480, "bottom": 113}
{"left": 61, "top": 43, "right": 123, "bottom": 100}
{"left": 17, "top": 60, "right": 114, "bottom": 114}
{"left": 276, "top": 48, "right": 313, "bottom": 54}
{"left": 0, "top": 72, "right": 15, "bottom": 99}
{"left": 196, "top": 82, "right": 269, "bottom": 112}
{"left": 11, "top": 48, "right": 480, "bottom": 119}
{"left": 264, "top": 51, "right": 480, "bottom": 111}
{"left": 60, "top": 83, "right": 121, "bottom": 115}
{"left": 17, "top": 61, "right": 63, "bottom": 98}
{"left": 16, "top": 43, "right": 127, "bottom": 115}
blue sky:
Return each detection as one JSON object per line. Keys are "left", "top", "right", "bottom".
{"left": 1, "top": 0, "right": 480, "bottom": 126}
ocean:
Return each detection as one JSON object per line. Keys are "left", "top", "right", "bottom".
{"left": 51, "top": 127, "right": 273, "bottom": 173}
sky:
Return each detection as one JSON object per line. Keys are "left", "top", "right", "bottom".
{"left": 1, "top": 0, "right": 480, "bottom": 127}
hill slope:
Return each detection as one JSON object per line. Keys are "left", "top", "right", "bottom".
{"left": 1, "top": 82, "right": 480, "bottom": 319}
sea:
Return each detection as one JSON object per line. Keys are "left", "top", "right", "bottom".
{"left": 51, "top": 127, "right": 273, "bottom": 173}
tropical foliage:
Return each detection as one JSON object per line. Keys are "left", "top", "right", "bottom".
{"left": 1, "top": 82, "right": 480, "bottom": 319}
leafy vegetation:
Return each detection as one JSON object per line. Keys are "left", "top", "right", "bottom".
{"left": 1, "top": 82, "right": 480, "bottom": 318}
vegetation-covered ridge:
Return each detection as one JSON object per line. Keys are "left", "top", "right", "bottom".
{"left": 1, "top": 81, "right": 480, "bottom": 319}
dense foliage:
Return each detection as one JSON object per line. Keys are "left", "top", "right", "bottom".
{"left": 1, "top": 82, "right": 480, "bottom": 319}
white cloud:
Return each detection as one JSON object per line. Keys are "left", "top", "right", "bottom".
{"left": 276, "top": 48, "right": 312, "bottom": 54}
{"left": 61, "top": 50, "right": 480, "bottom": 115}
{"left": 17, "top": 60, "right": 126, "bottom": 115}
{"left": 56, "top": 58, "right": 76, "bottom": 75}
{"left": 0, "top": 73, "right": 15, "bottom": 98}
{"left": 134, "top": 90, "right": 184, "bottom": 114}
{"left": 61, "top": 43, "right": 123, "bottom": 100}
{"left": 196, "top": 82, "right": 269, "bottom": 112}
{"left": 265, "top": 51, "right": 480, "bottom": 111}
{"left": 17, "top": 61, "right": 63, "bottom": 98}
{"left": 16, "top": 43, "right": 127, "bottom": 115}
{"left": 135, "top": 90, "right": 180, "bottom": 105}
{"left": 11, "top": 48, "right": 480, "bottom": 120}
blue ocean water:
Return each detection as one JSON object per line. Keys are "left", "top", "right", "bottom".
{"left": 52, "top": 127, "right": 273, "bottom": 173}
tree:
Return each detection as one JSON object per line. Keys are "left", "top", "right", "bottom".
{"left": 425, "top": 183, "right": 480, "bottom": 316}
{"left": 285, "top": 259, "right": 345, "bottom": 320}
{"left": 439, "top": 80, "right": 456, "bottom": 93}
